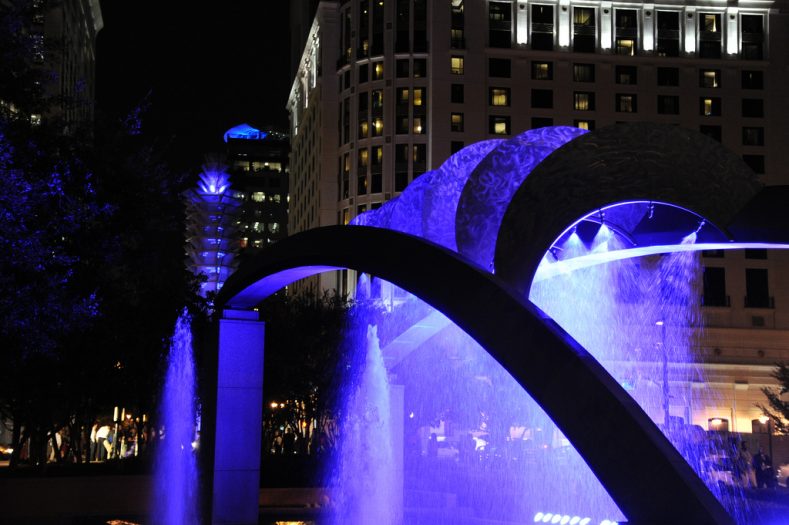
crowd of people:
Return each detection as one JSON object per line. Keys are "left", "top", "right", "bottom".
{"left": 734, "top": 441, "right": 776, "bottom": 489}
{"left": 11, "top": 415, "right": 162, "bottom": 465}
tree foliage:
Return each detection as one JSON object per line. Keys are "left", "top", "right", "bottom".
{"left": 759, "top": 363, "right": 789, "bottom": 434}
{"left": 259, "top": 291, "right": 349, "bottom": 452}
{"left": 0, "top": 2, "right": 203, "bottom": 467}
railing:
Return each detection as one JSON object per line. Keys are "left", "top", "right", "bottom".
{"left": 616, "top": 28, "right": 638, "bottom": 38}
{"left": 574, "top": 25, "right": 596, "bottom": 36}
{"left": 744, "top": 296, "right": 775, "bottom": 309}
{"left": 701, "top": 294, "right": 731, "bottom": 307}
{"left": 532, "top": 22, "right": 554, "bottom": 33}
{"left": 699, "top": 31, "right": 722, "bottom": 41}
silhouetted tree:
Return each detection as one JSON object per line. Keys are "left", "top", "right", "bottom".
{"left": 758, "top": 363, "right": 789, "bottom": 434}
{"left": 0, "top": 1, "right": 203, "bottom": 466}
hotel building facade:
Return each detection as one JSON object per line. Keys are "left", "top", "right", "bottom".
{"left": 288, "top": 0, "right": 789, "bottom": 438}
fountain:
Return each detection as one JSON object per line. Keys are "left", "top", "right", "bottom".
{"left": 213, "top": 124, "right": 776, "bottom": 525}
{"left": 326, "top": 323, "right": 398, "bottom": 525}
{"left": 152, "top": 310, "right": 199, "bottom": 525}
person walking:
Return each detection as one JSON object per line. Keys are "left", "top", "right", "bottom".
{"left": 96, "top": 422, "right": 111, "bottom": 461}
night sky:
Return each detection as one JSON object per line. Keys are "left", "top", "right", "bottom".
{"left": 96, "top": 1, "right": 291, "bottom": 169}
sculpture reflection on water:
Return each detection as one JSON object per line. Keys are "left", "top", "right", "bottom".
{"left": 325, "top": 127, "right": 753, "bottom": 524}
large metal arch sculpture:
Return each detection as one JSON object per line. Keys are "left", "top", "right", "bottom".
{"left": 215, "top": 225, "right": 733, "bottom": 525}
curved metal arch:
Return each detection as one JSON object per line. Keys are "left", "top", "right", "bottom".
{"left": 216, "top": 225, "right": 732, "bottom": 525}
{"left": 494, "top": 123, "right": 762, "bottom": 294}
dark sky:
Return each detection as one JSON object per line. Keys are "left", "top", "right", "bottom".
{"left": 96, "top": 1, "right": 291, "bottom": 168}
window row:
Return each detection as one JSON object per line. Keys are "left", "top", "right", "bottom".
{"left": 452, "top": 57, "right": 765, "bottom": 91}
{"left": 447, "top": 88, "right": 764, "bottom": 118}
{"left": 486, "top": 3, "right": 765, "bottom": 60}
{"left": 702, "top": 267, "right": 774, "bottom": 309}
{"left": 339, "top": 144, "right": 427, "bottom": 198}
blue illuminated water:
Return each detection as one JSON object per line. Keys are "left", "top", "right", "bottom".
{"left": 152, "top": 311, "right": 198, "bottom": 525}
{"left": 328, "top": 225, "right": 750, "bottom": 524}
{"left": 327, "top": 321, "right": 399, "bottom": 525}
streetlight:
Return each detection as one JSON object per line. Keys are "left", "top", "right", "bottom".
{"left": 656, "top": 320, "right": 669, "bottom": 428}
{"left": 758, "top": 415, "right": 774, "bottom": 478}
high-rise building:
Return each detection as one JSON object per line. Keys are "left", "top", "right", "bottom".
{"left": 224, "top": 124, "right": 290, "bottom": 257}
{"left": 185, "top": 124, "right": 290, "bottom": 296}
{"left": 13, "top": 0, "right": 104, "bottom": 127}
{"left": 288, "top": 1, "right": 789, "bottom": 435}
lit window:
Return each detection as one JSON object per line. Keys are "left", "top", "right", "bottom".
{"left": 701, "top": 13, "right": 718, "bottom": 32}
{"left": 700, "top": 97, "right": 721, "bottom": 117}
{"left": 451, "top": 56, "right": 465, "bottom": 75}
{"left": 373, "top": 62, "right": 384, "bottom": 80}
{"left": 269, "top": 223, "right": 280, "bottom": 234}
{"left": 251, "top": 191, "right": 266, "bottom": 202}
{"left": 413, "top": 88, "right": 424, "bottom": 106}
{"left": 373, "top": 118, "right": 383, "bottom": 136}
{"left": 489, "top": 115, "right": 510, "bottom": 135}
{"left": 451, "top": 112, "right": 464, "bottom": 132}
{"left": 273, "top": 194, "right": 282, "bottom": 203}
{"left": 253, "top": 239, "right": 263, "bottom": 248}
{"left": 30, "top": 113, "right": 41, "bottom": 126}
{"left": 574, "top": 92, "right": 594, "bottom": 111}
{"left": 359, "top": 120, "right": 369, "bottom": 138}
{"left": 700, "top": 70, "right": 721, "bottom": 88}
{"left": 615, "top": 38, "right": 635, "bottom": 56}
{"left": 532, "top": 62, "right": 553, "bottom": 80}
{"left": 358, "top": 149, "right": 369, "bottom": 169}
{"left": 490, "top": 88, "right": 510, "bottom": 106}
{"left": 252, "top": 222, "right": 265, "bottom": 233}
{"left": 413, "top": 117, "right": 425, "bottom": 134}
{"left": 616, "top": 94, "right": 637, "bottom": 113}
{"left": 574, "top": 120, "right": 594, "bottom": 131}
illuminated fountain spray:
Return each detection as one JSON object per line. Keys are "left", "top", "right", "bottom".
{"left": 153, "top": 310, "right": 198, "bottom": 525}
{"left": 327, "top": 322, "right": 398, "bottom": 525}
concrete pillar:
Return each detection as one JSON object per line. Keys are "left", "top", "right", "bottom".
{"left": 212, "top": 310, "right": 265, "bottom": 525}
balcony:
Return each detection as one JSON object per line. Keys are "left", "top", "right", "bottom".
{"left": 744, "top": 296, "right": 775, "bottom": 309}
{"left": 701, "top": 294, "right": 731, "bottom": 307}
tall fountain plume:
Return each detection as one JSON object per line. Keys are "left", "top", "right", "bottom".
{"left": 327, "top": 313, "right": 399, "bottom": 525}
{"left": 153, "top": 310, "right": 199, "bottom": 525}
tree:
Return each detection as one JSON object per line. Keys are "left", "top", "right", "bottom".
{"left": 259, "top": 291, "right": 349, "bottom": 454}
{"left": 758, "top": 363, "right": 789, "bottom": 434}
{"left": 0, "top": 0, "right": 204, "bottom": 464}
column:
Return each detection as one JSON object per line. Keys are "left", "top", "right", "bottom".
{"left": 600, "top": 2, "right": 613, "bottom": 51}
{"left": 642, "top": 4, "right": 655, "bottom": 52}
{"left": 684, "top": 7, "right": 696, "bottom": 55}
{"left": 212, "top": 310, "right": 265, "bottom": 525}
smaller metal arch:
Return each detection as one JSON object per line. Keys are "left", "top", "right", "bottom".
{"left": 494, "top": 123, "right": 761, "bottom": 294}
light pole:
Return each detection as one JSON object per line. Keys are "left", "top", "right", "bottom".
{"left": 758, "top": 415, "right": 774, "bottom": 479}
{"left": 656, "top": 320, "right": 669, "bottom": 428}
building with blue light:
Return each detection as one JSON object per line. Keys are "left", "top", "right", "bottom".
{"left": 224, "top": 124, "right": 290, "bottom": 257}
{"left": 288, "top": 0, "right": 789, "bottom": 439}
{"left": 185, "top": 124, "right": 290, "bottom": 295}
